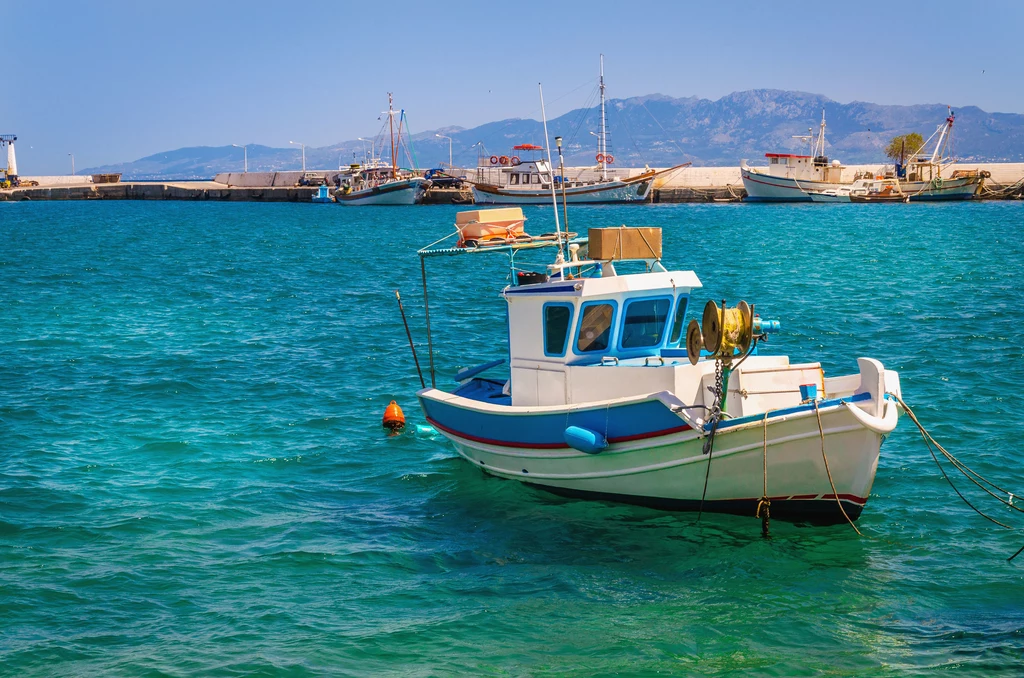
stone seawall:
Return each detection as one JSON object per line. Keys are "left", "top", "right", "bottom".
{"left": 4, "top": 162, "right": 1022, "bottom": 202}
{"left": 0, "top": 182, "right": 320, "bottom": 202}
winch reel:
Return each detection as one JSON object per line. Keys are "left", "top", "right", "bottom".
{"left": 686, "top": 300, "right": 778, "bottom": 365}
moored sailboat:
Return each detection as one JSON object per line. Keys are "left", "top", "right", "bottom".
{"left": 469, "top": 56, "right": 688, "bottom": 205}
{"left": 336, "top": 93, "right": 428, "bottom": 206}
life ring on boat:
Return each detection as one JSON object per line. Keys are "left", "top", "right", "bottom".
{"left": 595, "top": 153, "right": 605, "bottom": 163}
{"left": 489, "top": 155, "right": 499, "bottom": 165}
{"left": 499, "top": 155, "right": 510, "bottom": 166}
{"left": 510, "top": 156, "right": 521, "bottom": 166}
{"left": 605, "top": 154, "right": 615, "bottom": 164}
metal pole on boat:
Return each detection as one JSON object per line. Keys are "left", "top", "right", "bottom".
{"left": 555, "top": 136, "right": 569, "bottom": 234}
{"left": 395, "top": 290, "right": 426, "bottom": 389}
{"left": 538, "top": 83, "right": 564, "bottom": 263}
{"left": 420, "top": 256, "right": 436, "bottom": 388}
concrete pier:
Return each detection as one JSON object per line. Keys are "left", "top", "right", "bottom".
{"left": 3, "top": 163, "right": 1022, "bottom": 202}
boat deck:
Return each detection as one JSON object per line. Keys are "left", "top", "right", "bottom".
{"left": 452, "top": 378, "right": 511, "bottom": 406}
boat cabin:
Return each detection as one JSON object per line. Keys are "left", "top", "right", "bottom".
{"left": 763, "top": 153, "right": 844, "bottom": 182}
{"left": 503, "top": 265, "right": 702, "bottom": 407}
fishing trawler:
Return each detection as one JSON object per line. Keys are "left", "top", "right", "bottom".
{"left": 469, "top": 57, "right": 688, "bottom": 205}
{"left": 336, "top": 94, "right": 428, "bottom": 206}
{"left": 742, "top": 110, "right": 985, "bottom": 202}
{"left": 412, "top": 204, "right": 902, "bottom": 524}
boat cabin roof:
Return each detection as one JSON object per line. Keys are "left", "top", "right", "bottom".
{"left": 504, "top": 269, "right": 702, "bottom": 367}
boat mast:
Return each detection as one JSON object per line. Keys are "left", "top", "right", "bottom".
{"left": 815, "top": 109, "right": 826, "bottom": 158}
{"left": 599, "top": 54, "right": 607, "bottom": 181}
{"left": 538, "top": 83, "right": 565, "bottom": 263}
{"left": 388, "top": 92, "right": 397, "bottom": 175}
{"left": 930, "top": 107, "right": 954, "bottom": 164}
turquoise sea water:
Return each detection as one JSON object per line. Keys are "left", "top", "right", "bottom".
{"left": 1, "top": 200, "right": 1023, "bottom": 676}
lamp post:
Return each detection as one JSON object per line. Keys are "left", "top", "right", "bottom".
{"left": 231, "top": 144, "right": 248, "bottom": 172}
{"left": 68, "top": 153, "right": 75, "bottom": 176}
{"left": 289, "top": 141, "right": 306, "bottom": 172}
{"left": 435, "top": 134, "right": 452, "bottom": 168}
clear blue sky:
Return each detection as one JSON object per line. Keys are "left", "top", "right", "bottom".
{"left": 6, "top": 1, "right": 1022, "bottom": 174}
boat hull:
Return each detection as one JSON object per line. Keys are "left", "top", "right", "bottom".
{"left": 742, "top": 167, "right": 983, "bottom": 202}
{"left": 419, "top": 388, "right": 896, "bottom": 524}
{"left": 808, "top": 192, "right": 851, "bottom": 203}
{"left": 336, "top": 178, "right": 427, "bottom": 205}
{"left": 471, "top": 177, "right": 653, "bottom": 205}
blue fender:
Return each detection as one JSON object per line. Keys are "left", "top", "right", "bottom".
{"left": 564, "top": 426, "right": 608, "bottom": 454}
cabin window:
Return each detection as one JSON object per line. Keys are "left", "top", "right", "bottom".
{"left": 510, "top": 174, "right": 520, "bottom": 185}
{"left": 668, "top": 297, "right": 689, "bottom": 345}
{"left": 532, "top": 174, "right": 540, "bottom": 184}
{"left": 779, "top": 158, "right": 788, "bottom": 165}
{"left": 522, "top": 173, "right": 531, "bottom": 185}
{"left": 576, "top": 302, "right": 616, "bottom": 353}
{"left": 620, "top": 297, "right": 671, "bottom": 349}
{"left": 770, "top": 157, "right": 778, "bottom": 165}
{"left": 543, "top": 304, "right": 574, "bottom": 356}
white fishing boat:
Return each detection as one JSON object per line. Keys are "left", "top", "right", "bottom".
{"left": 469, "top": 57, "right": 687, "bottom": 205}
{"left": 336, "top": 94, "right": 429, "bottom": 206}
{"left": 742, "top": 110, "right": 985, "bottom": 202}
{"left": 414, "top": 217, "right": 902, "bottom": 524}
{"left": 404, "top": 83, "right": 903, "bottom": 527}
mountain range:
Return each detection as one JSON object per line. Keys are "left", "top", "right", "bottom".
{"left": 81, "top": 89, "right": 1024, "bottom": 179}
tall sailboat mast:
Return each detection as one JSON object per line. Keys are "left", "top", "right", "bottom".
{"left": 388, "top": 92, "right": 397, "bottom": 174}
{"left": 599, "top": 54, "right": 607, "bottom": 181}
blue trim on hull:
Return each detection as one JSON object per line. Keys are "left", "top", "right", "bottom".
{"left": 420, "top": 395, "right": 689, "bottom": 449}
{"left": 531, "top": 484, "right": 865, "bottom": 525}
{"left": 709, "top": 392, "right": 871, "bottom": 431}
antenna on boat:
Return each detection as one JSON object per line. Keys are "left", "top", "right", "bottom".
{"left": 388, "top": 93, "right": 397, "bottom": 175}
{"left": 816, "top": 109, "right": 827, "bottom": 158}
{"left": 538, "top": 82, "right": 565, "bottom": 263}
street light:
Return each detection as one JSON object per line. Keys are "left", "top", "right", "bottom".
{"left": 435, "top": 134, "right": 453, "bottom": 168}
{"left": 68, "top": 153, "right": 75, "bottom": 176}
{"left": 231, "top": 144, "right": 248, "bottom": 173}
{"left": 289, "top": 141, "right": 306, "bottom": 172}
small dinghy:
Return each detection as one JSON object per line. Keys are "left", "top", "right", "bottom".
{"left": 412, "top": 217, "right": 902, "bottom": 524}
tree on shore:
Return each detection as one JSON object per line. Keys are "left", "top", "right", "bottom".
{"left": 885, "top": 133, "right": 925, "bottom": 161}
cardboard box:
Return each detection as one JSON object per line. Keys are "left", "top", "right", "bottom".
{"left": 456, "top": 207, "right": 525, "bottom": 225}
{"left": 588, "top": 227, "right": 662, "bottom": 260}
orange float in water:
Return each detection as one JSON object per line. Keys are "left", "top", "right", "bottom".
{"left": 382, "top": 400, "right": 406, "bottom": 432}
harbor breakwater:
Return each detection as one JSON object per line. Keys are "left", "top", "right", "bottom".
{"left": 3, "top": 163, "right": 1023, "bottom": 202}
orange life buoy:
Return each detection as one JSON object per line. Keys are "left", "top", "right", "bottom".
{"left": 510, "top": 156, "right": 521, "bottom": 166}
{"left": 596, "top": 153, "right": 605, "bottom": 163}
{"left": 499, "top": 155, "right": 510, "bottom": 166}
{"left": 382, "top": 400, "right": 405, "bottom": 432}
{"left": 490, "top": 155, "right": 499, "bottom": 165}
{"left": 605, "top": 154, "right": 615, "bottom": 164}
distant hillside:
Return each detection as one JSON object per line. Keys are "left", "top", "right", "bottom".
{"left": 82, "top": 90, "right": 1024, "bottom": 179}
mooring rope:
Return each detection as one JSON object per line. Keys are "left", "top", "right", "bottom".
{"left": 893, "top": 394, "right": 1024, "bottom": 561}
{"left": 813, "top": 401, "right": 863, "bottom": 536}
{"left": 894, "top": 395, "right": 1013, "bottom": 528}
